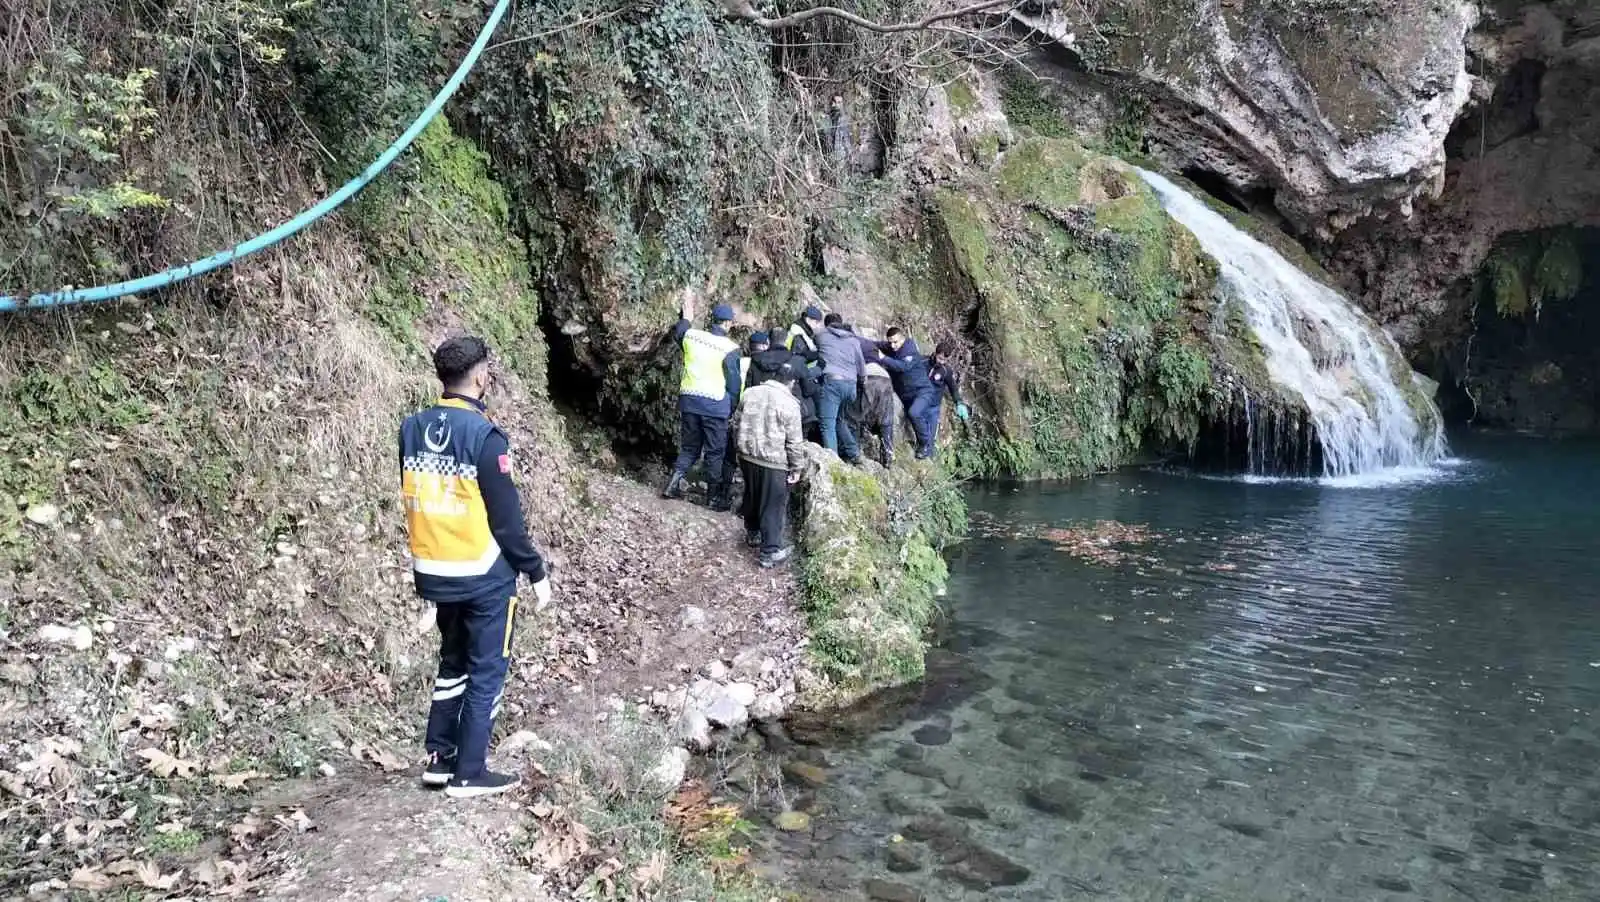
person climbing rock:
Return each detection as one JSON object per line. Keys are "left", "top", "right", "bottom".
{"left": 399, "top": 336, "right": 552, "bottom": 799}
{"left": 877, "top": 327, "right": 936, "bottom": 457}
{"left": 924, "top": 338, "right": 970, "bottom": 455}
{"left": 816, "top": 312, "right": 866, "bottom": 463}
{"left": 723, "top": 330, "right": 772, "bottom": 516}
{"left": 662, "top": 295, "right": 742, "bottom": 511}
{"left": 784, "top": 304, "right": 824, "bottom": 365}
{"left": 878, "top": 330, "right": 969, "bottom": 460}
{"left": 736, "top": 356, "right": 807, "bottom": 568}
{"left": 853, "top": 330, "right": 899, "bottom": 466}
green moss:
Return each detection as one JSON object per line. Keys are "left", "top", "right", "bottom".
{"left": 349, "top": 118, "right": 546, "bottom": 394}
{"left": 996, "top": 137, "right": 1088, "bottom": 208}
{"left": 798, "top": 460, "right": 965, "bottom": 701}
{"left": 999, "top": 74, "right": 1069, "bottom": 138}
{"left": 923, "top": 137, "right": 1228, "bottom": 478}
{"left": 1533, "top": 232, "right": 1582, "bottom": 306}
{"left": 945, "top": 78, "right": 978, "bottom": 115}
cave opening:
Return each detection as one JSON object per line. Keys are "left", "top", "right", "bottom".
{"left": 1179, "top": 166, "right": 1284, "bottom": 225}
{"left": 1444, "top": 226, "right": 1600, "bottom": 434}
{"left": 1445, "top": 57, "right": 1546, "bottom": 160}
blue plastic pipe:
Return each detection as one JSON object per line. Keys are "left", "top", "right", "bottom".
{"left": 0, "top": 0, "right": 511, "bottom": 312}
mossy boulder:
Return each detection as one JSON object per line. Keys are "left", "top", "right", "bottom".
{"left": 796, "top": 449, "right": 965, "bottom": 704}
{"left": 925, "top": 136, "right": 1237, "bottom": 477}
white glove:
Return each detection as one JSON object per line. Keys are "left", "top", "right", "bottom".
{"left": 531, "top": 576, "right": 552, "bottom": 613}
{"left": 414, "top": 601, "right": 437, "bottom": 634}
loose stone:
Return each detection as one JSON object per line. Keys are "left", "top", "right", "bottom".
{"left": 863, "top": 878, "right": 925, "bottom": 902}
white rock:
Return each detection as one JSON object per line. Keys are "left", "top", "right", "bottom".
{"left": 164, "top": 637, "right": 198, "bottom": 661}
{"left": 37, "top": 624, "right": 92, "bottom": 651}
{"left": 680, "top": 606, "right": 707, "bottom": 628}
{"left": 652, "top": 687, "right": 688, "bottom": 712}
{"left": 688, "top": 678, "right": 720, "bottom": 704}
{"left": 730, "top": 648, "right": 764, "bottom": 678}
{"left": 645, "top": 747, "right": 691, "bottom": 793}
{"left": 703, "top": 660, "right": 729, "bottom": 681}
{"left": 750, "top": 692, "right": 785, "bottom": 722}
{"left": 726, "top": 682, "right": 758, "bottom": 707}
{"left": 318, "top": 762, "right": 338, "bottom": 778}
{"left": 703, "top": 692, "right": 749, "bottom": 730}
{"left": 503, "top": 730, "right": 554, "bottom": 754}
{"left": 24, "top": 504, "right": 60, "bottom": 526}
{"left": 675, "top": 708, "right": 713, "bottom": 750}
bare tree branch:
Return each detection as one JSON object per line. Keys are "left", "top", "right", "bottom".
{"left": 722, "top": 0, "right": 1022, "bottom": 34}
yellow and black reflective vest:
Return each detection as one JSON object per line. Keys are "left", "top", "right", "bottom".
{"left": 399, "top": 397, "right": 515, "bottom": 602}
{"left": 785, "top": 322, "right": 817, "bottom": 356}
{"left": 681, "top": 327, "right": 739, "bottom": 404}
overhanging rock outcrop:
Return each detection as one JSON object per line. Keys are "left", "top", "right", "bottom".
{"left": 1015, "top": 0, "right": 1478, "bottom": 238}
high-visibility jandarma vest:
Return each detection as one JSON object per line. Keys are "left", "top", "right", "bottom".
{"left": 399, "top": 397, "right": 516, "bottom": 602}
{"left": 681, "top": 328, "right": 739, "bottom": 403}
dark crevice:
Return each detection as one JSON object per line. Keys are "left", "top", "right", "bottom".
{"left": 1180, "top": 166, "right": 1282, "bottom": 224}
{"left": 1445, "top": 58, "right": 1545, "bottom": 160}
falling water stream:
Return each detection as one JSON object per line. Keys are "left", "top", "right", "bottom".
{"left": 1136, "top": 170, "right": 1448, "bottom": 478}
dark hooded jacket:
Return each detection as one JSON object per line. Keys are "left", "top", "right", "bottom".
{"left": 744, "top": 347, "right": 818, "bottom": 427}
{"left": 877, "top": 337, "right": 934, "bottom": 398}
{"left": 744, "top": 347, "right": 797, "bottom": 387}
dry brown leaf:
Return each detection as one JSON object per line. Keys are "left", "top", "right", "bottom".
{"left": 273, "top": 808, "right": 315, "bottom": 833}
{"left": 102, "top": 859, "right": 144, "bottom": 876}
{"left": 135, "top": 860, "right": 181, "bottom": 890}
{"left": 210, "top": 770, "right": 270, "bottom": 790}
{"left": 229, "top": 814, "right": 263, "bottom": 844}
{"left": 136, "top": 747, "right": 200, "bottom": 779}
{"left": 68, "top": 866, "right": 111, "bottom": 892}
{"left": 632, "top": 850, "right": 667, "bottom": 889}
{"left": 351, "top": 742, "right": 408, "bottom": 773}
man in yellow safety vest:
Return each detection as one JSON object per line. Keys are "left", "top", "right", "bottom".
{"left": 661, "top": 295, "right": 742, "bottom": 511}
{"left": 399, "top": 336, "right": 552, "bottom": 798}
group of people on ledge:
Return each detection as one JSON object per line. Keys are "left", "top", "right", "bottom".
{"left": 394, "top": 305, "right": 969, "bottom": 796}
{"left": 660, "top": 297, "right": 970, "bottom": 569}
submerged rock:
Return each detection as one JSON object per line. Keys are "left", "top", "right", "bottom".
{"left": 782, "top": 760, "right": 829, "bottom": 788}
{"left": 1022, "top": 780, "right": 1084, "bottom": 821}
{"left": 882, "top": 794, "right": 928, "bottom": 817}
{"left": 912, "top": 724, "right": 953, "bottom": 746}
{"left": 863, "top": 878, "right": 925, "bottom": 902}
{"left": 894, "top": 742, "right": 927, "bottom": 762}
{"left": 895, "top": 760, "right": 945, "bottom": 781}
{"left": 996, "top": 724, "right": 1034, "bottom": 751}
{"left": 936, "top": 843, "right": 1032, "bottom": 890}
{"left": 886, "top": 842, "right": 923, "bottom": 873}
{"left": 942, "top": 799, "right": 990, "bottom": 821}
{"left": 774, "top": 811, "right": 812, "bottom": 832}
{"left": 1374, "top": 876, "right": 1414, "bottom": 893}
{"left": 1220, "top": 820, "right": 1269, "bottom": 839}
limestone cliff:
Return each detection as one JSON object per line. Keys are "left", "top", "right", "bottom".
{"left": 1013, "top": 0, "right": 1479, "bottom": 237}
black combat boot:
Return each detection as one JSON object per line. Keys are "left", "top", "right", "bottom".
{"left": 708, "top": 483, "right": 731, "bottom": 513}
{"left": 660, "top": 470, "right": 687, "bottom": 500}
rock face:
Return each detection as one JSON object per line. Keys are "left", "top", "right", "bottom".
{"left": 1324, "top": 2, "right": 1600, "bottom": 429}
{"left": 1016, "top": 0, "right": 1479, "bottom": 236}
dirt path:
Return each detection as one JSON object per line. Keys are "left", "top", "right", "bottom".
{"left": 256, "top": 472, "right": 806, "bottom": 898}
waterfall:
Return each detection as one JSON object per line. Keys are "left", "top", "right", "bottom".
{"left": 1136, "top": 169, "right": 1448, "bottom": 478}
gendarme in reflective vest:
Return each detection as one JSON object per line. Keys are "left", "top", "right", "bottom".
{"left": 681, "top": 327, "right": 739, "bottom": 408}
{"left": 400, "top": 397, "right": 516, "bottom": 602}
{"left": 785, "top": 322, "right": 817, "bottom": 355}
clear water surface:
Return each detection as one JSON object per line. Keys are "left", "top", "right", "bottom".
{"left": 767, "top": 435, "right": 1600, "bottom": 901}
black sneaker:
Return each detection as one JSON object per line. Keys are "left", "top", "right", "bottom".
{"left": 421, "top": 751, "right": 455, "bottom": 788}
{"left": 760, "top": 546, "right": 794, "bottom": 569}
{"left": 445, "top": 770, "right": 520, "bottom": 799}
{"left": 746, "top": 529, "right": 762, "bottom": 548}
